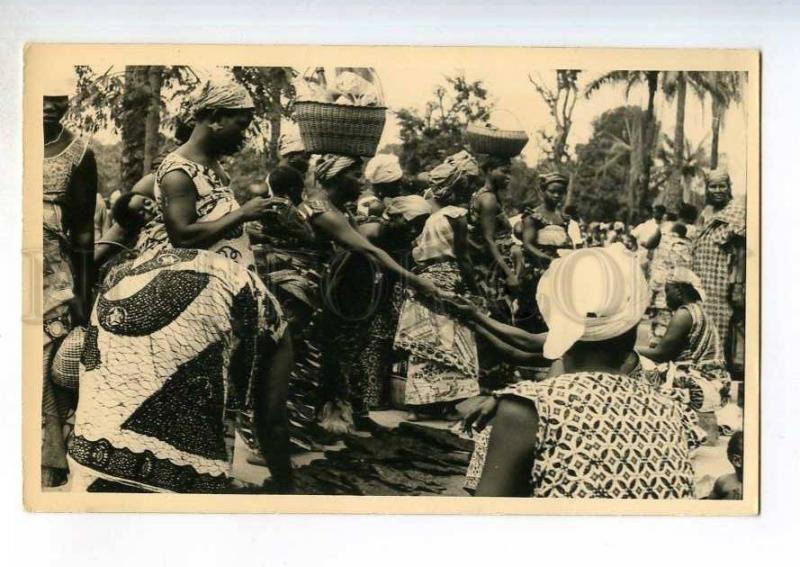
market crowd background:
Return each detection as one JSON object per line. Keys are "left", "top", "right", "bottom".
{"left": 69, "top": 65, "right": 747, "bottom": 225}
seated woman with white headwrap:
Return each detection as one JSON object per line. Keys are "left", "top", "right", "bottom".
{"left": 455, "top": 245, "right": 697, "bottom": 497}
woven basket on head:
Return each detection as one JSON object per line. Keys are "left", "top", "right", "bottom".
{"left": 466, "top": 123, "right": 529, "bottom": 158}
{"left": 51, "top": 326, "right": 86, "bottom": 390}
{"left": 295, "top": 101, "right": 387, "bottom": 157}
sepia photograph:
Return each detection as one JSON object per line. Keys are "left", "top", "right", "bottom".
{"left": 21, "top": 44, "right": 760, "bottom": 514}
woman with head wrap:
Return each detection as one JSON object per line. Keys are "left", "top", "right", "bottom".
{"left": 253, "top": 153, "right": 438, "bottom": 435}
{"left": 638, "top": 267, "right": 731, "bottom": 441}
{"left": 393, "top": 151, "right": 483, "bottom": 421}
{"left": 467, "top": 154, "right": 518, "bottom": 319}
{"left": 455, "top": 245, "right": 697, "bottom": 497}
{"left": 41, "top": 68, "right": 99, "bottom": 487}
{"left": 363, "top": 153, "right": 407, "bottom": 210}
{"left": 355, "top": 154, "right": 404, "bottom": 221}
{"left": 69, "top": 79, "right": 296, "bottom": 494}
{"left": 465, "top": 154, "right": 522, "bottom": 391}
{"left": 691, "top": 168, "right": 746, "bottom": 372}
{"left": 517, "top": 170, "right": 573, "bottom": 332}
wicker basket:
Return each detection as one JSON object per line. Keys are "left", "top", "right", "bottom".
{"left": 294, "top": 101, "right": 387, "bottom": 157}
{"left": 51, "top": 326, "right": 86, "bottom": 390}
{"left": 466, "top": 123, "right": 529, "bottom": 158}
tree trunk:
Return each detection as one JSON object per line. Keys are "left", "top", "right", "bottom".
{"left": 627, "top": 115, "right": 644, "bottom": 224}
{"left": 267, "top": 110, "right": 281, "bottom": 169}
{"left": 639, "top": 71, "right": 659, "bottom": 210}
{"left": 564, "top": 172, "right": 576, "bottom": 208}
{"left": 121, "top": 66, "right": 150, "bottom": 191}
{"left": 142, "top": 66, "right": 164, "bottom": 175}
{"left": 665, "top": 72, "right": 687, "bottom": 211}
{"left": 710, "top": 96, "right": 722, "bottom": 169}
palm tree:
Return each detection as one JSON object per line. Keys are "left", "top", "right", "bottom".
{"left": 585, "top": 71, "right": 660, "bottom": 211}
{"left": 595, "top": 114, "right": 639, "bottom": 222}
{"left": 707, "top": 72, "right": 744, "bottom": 169}
{"left": 660, "top": 71, "right": 723, "bottom": 210}
{"left": 652, "top": 133, "right": 710, "bottom": 209}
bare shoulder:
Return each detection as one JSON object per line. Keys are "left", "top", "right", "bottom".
{"left": 496, "top": 396, "right": 539, "bottom": 433}
{"left": 159, "top": 169, "right": 197, "bottom": 197}
{"left": 477, "top": 190, "right": 499, "bottom": 208}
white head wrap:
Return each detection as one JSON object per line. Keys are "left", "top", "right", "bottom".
{"left": 278, "top": 123, "right": 305, "bottom": 157}
{"left": 668, "top": 266, "right": 707, "bottom": 302}
{"left": 364, "top": 154, "right": 403, "bottom": 185}
{"left": 537, "top": 243, "right": 649, "bottom": 359}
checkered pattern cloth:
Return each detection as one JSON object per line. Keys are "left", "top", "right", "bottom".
{"left": 691, "top": 199, "right": 746, "bottom": 355}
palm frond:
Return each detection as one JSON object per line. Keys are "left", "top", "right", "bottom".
{"left": 584, "top": 71, "right": 631, "bottom": 99}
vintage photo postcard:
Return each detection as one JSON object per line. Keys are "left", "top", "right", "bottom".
{"left": 22, "top": 44, "right": 759, "bottom": 514}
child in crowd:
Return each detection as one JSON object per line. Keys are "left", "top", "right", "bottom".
{"left": 708, "top": 431, "right": 744, "bottom": 499}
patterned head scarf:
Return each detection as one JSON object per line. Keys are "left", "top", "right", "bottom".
{"left": 428, "top": 150, "right": 480, "bottom": 202}
{"left": 539, "top": 171, "right": 570, "bottom": 188}
{"left": 278, "top": 123, "right": 305, "bottom": 157}
{"left": 537, "top": 244, "right": 649, "bottom": 359}
{"left": 364, "top": 154, "right": 403, "bottom": 184}
{"left": 315, "top": 154, "right": 359, "bottom": 182}
{"left": 668, "top": 266, "right": 707, "bottom": 302}
{"left": 192, "top": 80, "right": 255, "bottom": 117}
{"left": 384, "top": 195, "right": 432, "bottom": 222}
{"left": 705, "top": 168, "right": 731, "bottom": 186}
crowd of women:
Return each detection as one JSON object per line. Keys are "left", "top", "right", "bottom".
{"left": 41, "top": 73, "right": 746, "bottom": 498}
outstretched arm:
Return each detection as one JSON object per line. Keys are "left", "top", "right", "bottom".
{"left": 473, "top": 325, "right": 546, "bottom": 364}
{"left": 447, "top": 297, "right": 545, "bottom": 351}
{"left": 312, "top": 210, "right": 436, "bottom": 295}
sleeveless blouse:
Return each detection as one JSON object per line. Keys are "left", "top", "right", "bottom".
{"left": 137, "top": 152, "right": 255, "bottom": 270}
{"left": 524, "top": 205, "right": 571, "bottom": 249}
{"left": 677, "top": 302, "right": 724, "bottom": 366}
{"left": 412, "top": 206, "right": 467, "bottom": 264}
{"left": 43, "top": 136, "right": 88, "bottom": 340}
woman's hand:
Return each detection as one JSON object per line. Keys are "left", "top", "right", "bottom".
{"left": 239, "top": 197, "right": 272, "bottom": 221}
{"left": 462, "top": 395, "right": 499, "bottom": 435}
{"left": 443, "top": 295, "right": 481, "bottom": 319}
